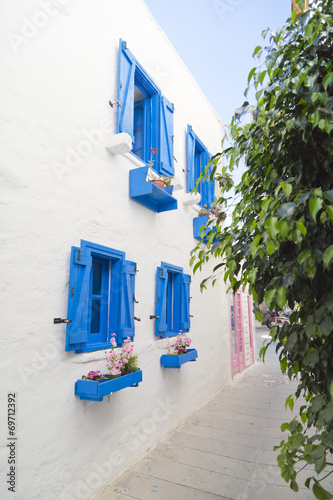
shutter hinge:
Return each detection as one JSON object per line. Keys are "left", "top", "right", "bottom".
{"left": 124, "top": 41, "right": 127, "bottom": 49}
{"left": 134, "top": 316, "right": 141, "bottom": 322}
{"left": 172, "top": 103, "right": 175, "bottom": 110}
{"left": 54, "top": 318, "right": 72, "bottom": 324}
{"left": 78, "top": 249, "right": 81, "bottom": 260}
{"left": 173, "top": 155, "right": 178, "bottom": 163}
{"left": 109, "top": 99, "right": 122, "bottom": 108}
{"left": 133, "top": 293, "right": 139, "bottom": 304}
{"left": 71, "top": 286, "right": 74, "bottom": 297}
{"left": 172, "top": 135, "right": 174, "bottom": 144}
{"left": 161, "top": 268, "right": 164, "bottom": 276}
{"left": 134, "top": 262, "right": 138, "bottom": 272}
{"left": 150, "top": 315, "right": 159, "bottom": 319}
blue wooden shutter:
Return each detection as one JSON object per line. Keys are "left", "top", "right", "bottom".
{"left": 158, "top": 96, "right": 174, "bottom": 177}
{"left": 119, "top": 260, "right": 136, "bottom": 340}
{"left": 180, "top": 273, "right": 191, "bottom": 332}
{"left": 65, "top": 247, "right": 92, "bottom": 351}
{"left": 117, "top": 39, "right": 135, "bottom": 139}
{"left": 155, "top": 267, "right": 168, "bottom": 337}
{"left": 201, "top": 151, "right": 215, "bottom": 208}
{"left": 187, "top": 125, "right": 196, "bottom": 192}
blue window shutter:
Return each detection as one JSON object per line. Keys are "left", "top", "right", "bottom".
{"left": 155, "top": 267, "right": 168, "bottom": 337}
{"left": 187, "top": 125, "right": 196, "bottom": 192}
{"left": 180, "top": 273, "right": 191, "bottom": 332}
{"left": 203, "top": 151, "right": 215, "bottom": 208}
{"left": 119, "top": 260, "right": 136, "bottom": 340}
{"left": 158, "top": 96, "right": 174, "bottom": 177}
{"left": 66, "top": 247, "right": 92, "bottom": 351}
{"left": 117, "top": 39, "right": 135, "bottom": 139}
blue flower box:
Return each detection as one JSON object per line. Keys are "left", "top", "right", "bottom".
{"left": 160, "top": 348, "right": 198, "bottom": 369}
{"left": 75, "top": 370, "right": 143, "bottom": 402}
{"left": 129, "top": 166, "right": 177, "bottom": 213}
{"left": 193, "top": 216, "right": 218, "bottom": 243}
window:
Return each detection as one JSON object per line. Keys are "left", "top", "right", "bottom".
{"left": 155, "top": 262, "right": 191, "bottom": 338}
{"left": 65, "top": 240, "right": 137, "bottom": 353}
{"left": 117, "top": 38, "right": 175, "bottom": 177}
{"left": 187, "top": 124, "right": 214, "bottom": 208}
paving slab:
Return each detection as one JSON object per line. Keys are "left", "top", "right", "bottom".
{"left": 92, "top": 329, "right": 333, "bottom": 500}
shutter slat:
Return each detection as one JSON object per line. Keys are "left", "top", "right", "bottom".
{"left": 180, "top": 273, "right": 191, "bottom": 332}
{"left": 155, "top": 267, "right": 168, "bottom": 337}
{"left": 119, "top": 260, "right": 136, "bottom": 340}
{"left": 159, "top": 96, "right": 174, "bottom": 176}
{"left": 187, "top": 125, "right": 196, "bottom": 192}
{"left": 65, "top": 247, "right": 92, "bottom": 351}
{"left": 117, "top": 39, "right": 135, "bottom": 139}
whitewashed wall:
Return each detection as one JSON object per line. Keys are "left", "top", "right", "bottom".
{"left": 0, "top": 1, "right": 231, "bottom": 499}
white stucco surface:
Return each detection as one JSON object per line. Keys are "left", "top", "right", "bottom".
{"left": 0, "top": 1, "right": 234, "bottom": 499}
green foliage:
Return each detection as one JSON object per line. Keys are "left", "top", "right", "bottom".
{"left": 191, "top": 0, "right": 333, "bottom": 494}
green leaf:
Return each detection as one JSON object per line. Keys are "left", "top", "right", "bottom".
{"left": 324, "top": 190, "right": 333, "bottom": 203}
{"left": 250, "top": 234, "right": 261, "bottom": 255}
{"left": 282, "top": 184, "right": 292, "bottom": 197}
{"left": 278, "top": 219, "right": 290, "bottom": 238}
{"left": 248, "top": 67, "right": 256, "bottom": 84}
{"left": 326, "top": 206, "right": 333, "bottom": 223}
{"left": 253, "top": 45, "right": 262, "bottom": 57}
{"left": 277, "top": 287, "right": 286, "bottom": 309}
{"left": 277, "top": 203, "right": 296, "bottom": 220}
{"left": 309, "top": 198, "right": 324, "bottom": 222}
{"left": 265, "top": 289, "right": 276, "bottom": 309}
{"left": 323, "top": 245, "right": 333, "bottom": 269}
{"left": 267, "top": 240, "right": 275, "bottom": 255}
{"left": 313, "top": 482, "right": 333, "bottom": 500}
{"left": 315, "top": 454, "right": 326, "bottom": 474}
{"left": 323, "top": 72, "right": 333, "bottom": 90}
{"left": 265, "top": 217, "right": 279, "bottom": 240}
{"left": 298, "top": 249, "right": 312, "bottom": 264}
{"left": 296, "top": 222, "right": 307, "bottom": 236}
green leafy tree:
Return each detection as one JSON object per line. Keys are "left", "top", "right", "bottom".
{"left": 191, "top": 1, "right": 333, "bottom": 497}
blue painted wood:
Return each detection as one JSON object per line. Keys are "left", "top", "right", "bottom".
{"left": 66, "top": 247, "right": 92, "bottom": 351}
{"left": 119, "top": 260, "right": 136, "bottom": 340}
{"left": 129, "top": 166, "right": 177, "bottom": 213}
{"left": 193, "top": 216, "right": 218, "bottom": 243}
{"left": 117, "top": 39, "right": 135, "bottom": 139}
{"left": 159, "top": 96, "right": 174, "bottom": 177}
{"left": 155, "top": 266, "right": 167, "bottom": 337}
{"left": 160, "top": 349, "right": 198, "bottom": 369}
{"left": 187, "top": 125, "right": 196, "bottom": 192}
{"left": 180, "top": 273, "right": 191, "bottom": 332}
{"left": 75, "top": 370, "right": 143, "bottom": 402}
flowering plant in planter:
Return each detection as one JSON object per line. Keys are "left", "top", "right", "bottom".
{"left": 106, "top": 334, "right": 139, "bottom": 378}
{"left": 167, "top": 333, "right": 192, "bottom": 355}
{"left": 147, "top": 149, "right": 174, "bottom": 189}
{"left": 82, "top": 370, "right": 105, "bottom": 381}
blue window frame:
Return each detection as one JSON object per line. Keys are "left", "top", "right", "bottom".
{"left": 65, "top": 240, "right": 137, "bottom": 353}
{"left": 187, "top": 124, "right": 214, "bottom": 208}
{"left": 155, "top": 262, "right": 191, "bottom": 338}
{"left": 117, "top": 38, "right": 175, "bottom": 177}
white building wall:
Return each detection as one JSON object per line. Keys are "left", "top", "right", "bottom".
{"left": 0, "top": 1, "right": 231, "bottom": 499}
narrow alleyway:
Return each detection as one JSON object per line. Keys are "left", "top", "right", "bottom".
{"left": 93, "top": 327, "right": 333, "bottom": 500}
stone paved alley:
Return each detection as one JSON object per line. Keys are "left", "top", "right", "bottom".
{"left": 93, "top": 327, "right": 333, "bottom": 500}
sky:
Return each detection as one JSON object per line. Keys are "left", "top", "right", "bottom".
{"left": 144, "top": 0, "right": 291, "bottom": 128}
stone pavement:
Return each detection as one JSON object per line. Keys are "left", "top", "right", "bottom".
{"left": 93, "top": 328, "right": 333, "bottom": 500}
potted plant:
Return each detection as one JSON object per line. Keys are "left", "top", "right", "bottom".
{"left": 160, "top": 333, "right": 198, "bottom": 369}
{"left": 75, "top": 336, "right": 142, "bottom": 401}
{"left": 147, "top": 149, "right": 174, "bottom": 190}
{"left": 193, "top": 204, "right": 226, "bottom": 242}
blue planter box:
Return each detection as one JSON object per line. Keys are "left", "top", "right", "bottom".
{"left": 129, "top": 166, "right": 177, "bottom": 213}
{"left": 193, "top": 216, "right": 218, "bottom": 243}
{"left": 75, "top": 370, "right": 143, "bottom": 402}
{"left": 160, "top": 348, "right": 198, "bottom": 369}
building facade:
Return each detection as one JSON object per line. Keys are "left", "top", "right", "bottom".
{"left": 1, "top": 1, "right": 255, "bottom": 498}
